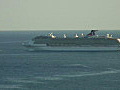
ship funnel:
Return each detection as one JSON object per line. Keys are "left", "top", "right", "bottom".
{"left": 87, "top": 30, "right": 98, "bottom": 36}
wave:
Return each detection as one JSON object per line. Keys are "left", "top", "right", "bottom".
{"left": 6, "top": 78, "right": 44, "bottom": 84}
{"left": 0, "top": 85, "right": 22, "bottom": 89}
{"left": 34, "top": 76, "right": 63, "bottom": 81}
{"left": 55, "top": 69, "right": 120, "bottom": 78}
{"left": 64, "top": 64, "right": 89, "bottom": 68}
{"left": 0, "top": 53, "right": 40, "bottom": 56}
{"left": 0, "top": 41, "right": 23, "bottom": 44}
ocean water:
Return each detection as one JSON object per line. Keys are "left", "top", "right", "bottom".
{"left": 0, "top": 30, "right": 120, "bottom": 90}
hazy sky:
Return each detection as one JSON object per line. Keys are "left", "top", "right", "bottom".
{"left": 0, "top": 0, "right": 120, "bottom": 31}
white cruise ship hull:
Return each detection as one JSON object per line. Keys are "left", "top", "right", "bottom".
{"left": 22, "top": 30, "right": 120, "bottom": 52}
{"left": 25, "top": 45, "right": 120, "bottom": 52}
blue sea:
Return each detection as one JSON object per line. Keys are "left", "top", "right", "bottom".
{"left": 0, "top": 30, "right": 120, "bottom": 90}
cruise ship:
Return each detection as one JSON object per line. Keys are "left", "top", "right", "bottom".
{"left": 22, "top": 30, "right": 120, "bottom": 51}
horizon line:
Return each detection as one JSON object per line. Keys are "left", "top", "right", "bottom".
{"left": 0, "top": 29, "right": 120, "bottom": 31}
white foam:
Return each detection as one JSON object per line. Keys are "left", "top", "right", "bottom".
{"left": 6, "top": 78, "right": 44, "bottom": 84}
{"left": 55, "top": 69, "right": 120, "bottom": 78}
{"left": 34, "top": 76, "right": 63, "bottom": 81}
{"left": 65, "top": 64, "right": 89, "bottom": 68}
{"left": 0, "top": 85, "right": 22, "bottom": 89}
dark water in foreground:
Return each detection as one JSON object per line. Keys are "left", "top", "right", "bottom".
{"left": 0, "top": 30, "right": 120, "bottom": 90}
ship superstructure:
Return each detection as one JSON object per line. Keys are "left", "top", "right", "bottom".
{"left": 23, "top": 30, "right": 120, "bottom": 51}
